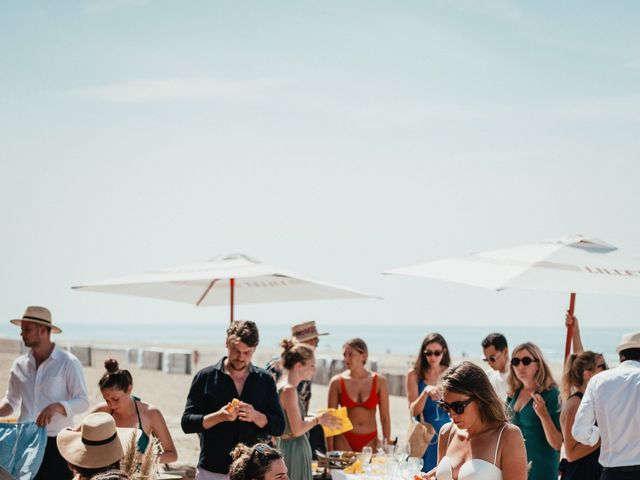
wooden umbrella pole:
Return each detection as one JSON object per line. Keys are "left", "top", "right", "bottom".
{"left": 564, "top": 292, "right": 577, "bottom": 361}
{"left": 230, "top": 278, "right": 235, "bottom": 324}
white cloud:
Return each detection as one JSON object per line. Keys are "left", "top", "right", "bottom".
{"left": 68, "top": 77, "right": 289, "bottom": 103}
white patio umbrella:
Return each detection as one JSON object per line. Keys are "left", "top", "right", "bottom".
{"left": 73, "top": 253, "right": 377, "bottom": 322}
{"left": 385, "top": 234, "right": 640, "bottom": 359}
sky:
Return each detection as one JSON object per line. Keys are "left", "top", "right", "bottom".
{"left": 1, "top": 1, "right": 640, "bottom": 337}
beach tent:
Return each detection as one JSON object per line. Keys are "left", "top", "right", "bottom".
{"left": 385, "top": 234, "right": 640, "bottom": 359}
{"left": 73, "top": 253, "right": 376, "bottom": 322}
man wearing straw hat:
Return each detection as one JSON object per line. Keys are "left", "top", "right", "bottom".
{"left": 0, "top": 306, "right": 89, "bottom": 480}
{"left": 572, "top": 331, "right": 640, "bottom": 480}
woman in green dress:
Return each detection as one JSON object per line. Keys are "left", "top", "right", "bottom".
{"left": 507, "top": 343, "right": 563, "bottom": 480}
{"left": 276, "top": 338, "right": 338, "bottom": 480}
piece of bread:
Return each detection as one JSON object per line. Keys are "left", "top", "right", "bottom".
{"left": 226, "top": 398, "right": 240, "bottom": 412}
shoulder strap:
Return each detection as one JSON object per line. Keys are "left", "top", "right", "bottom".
{"left": 133, "top": 397, "right": 144, "bottom": 430}
{"left": 493, "top": 424, "right": 508, "bottom": 465}
{"left": 446, "top": 423, "right": 455, "bottom": 447}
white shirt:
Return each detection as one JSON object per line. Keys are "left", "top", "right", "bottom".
{"left": 572, "top": 360, "right": 640, "bottom": 468}
{"left": 487, "top": 368, "right": 509, "bottom": 401}
{"left": 2, "top": 344, "right": 89, "bottom": 436}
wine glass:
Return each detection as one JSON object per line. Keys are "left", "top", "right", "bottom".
{"left": 407, "top": 457, "right": 423, "bottom": 475}
{"left": 361, "top": 446, "right": 373, "bottom": 464}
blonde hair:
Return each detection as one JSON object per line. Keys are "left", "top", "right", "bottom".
{"left": 561, "top": 351, "right": 596, "bottom": 400}
{"left": 280, "top": 337, "right": 314, "bottom": 370}
{"left": 507, "top": 342, "right": 557, "bottom": 396}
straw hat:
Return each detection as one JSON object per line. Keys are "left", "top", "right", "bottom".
{"left": 291, "top": 321, "right": 328, "bottom": 342}
{"left": 10, "top": 306, "right": 62, "bottom": 334}
{"left": 616, "top": 331, "right": 640, "bottom": 353}
{"left": 57, "top": 412, "right": 134, "bottom": 469}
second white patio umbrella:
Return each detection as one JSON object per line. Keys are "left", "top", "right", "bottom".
{"left": 73, "top": 253, "right": 377, "bottom": 322}
{"left": 385, "top": 234, "right": 640, "bottom": 359}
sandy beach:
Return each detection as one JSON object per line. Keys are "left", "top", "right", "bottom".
{"left": 0, "top": 337, "right": 563, "bottom": 469}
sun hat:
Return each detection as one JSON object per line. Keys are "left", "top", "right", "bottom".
{"left": 56, "top": 412, "right": 135, "bottom": 469}
{"left": 616, "top": 331, "right": 640, "bottom": 353}
{"left": 291, "top": 321, "right": 328, "bottom": 342}
{"left": 10, "top": 306, "right": 62, "bottom": 334}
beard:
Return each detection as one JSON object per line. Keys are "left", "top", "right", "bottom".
{"left": 228, "top": 359, "right": 247, "bottom": 371}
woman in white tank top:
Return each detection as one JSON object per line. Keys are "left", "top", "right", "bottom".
{"left": 423, "top": 362, "right": 527, "bottom": 480}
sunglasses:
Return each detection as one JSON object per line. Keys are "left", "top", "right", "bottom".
{"left": 424, "top": 349, "right": 443, "bottom": 357}
{"left": 482, "top": 352, "right": 502, "bottom": 363}
{"left": 510, "top": 357, "right": 538, "bottom": 367}
{"left": 437, "top": 398, "right": 474, "bottom": 415}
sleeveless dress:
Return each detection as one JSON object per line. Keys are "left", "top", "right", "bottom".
{"left": 435, "top": 424, "right": 507, "bottom": 480}
{"left": 418, "top": 378, "right": 450, "bottom": 472}
{"left": 507, "top": 387, "right": 561, "bottom": 480}
{"left": 276, "top": 386, "right": 313, "bottom": 480}
{"left": 559, "top": 393, "right": 601, "bottom": 480}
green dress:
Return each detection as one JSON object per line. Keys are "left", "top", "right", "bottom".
{"left": 276, "top": 386, "right": 313, "bottom": 480}
{"left": 508, "top": 386, "right": 561, "bottom": 480}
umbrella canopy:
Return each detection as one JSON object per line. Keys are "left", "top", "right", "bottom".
{"left": 73, "top": 253, "right": 376, "bottom": 322}
{"left": 385, "top": 234, "right": 640, "bottom": 358}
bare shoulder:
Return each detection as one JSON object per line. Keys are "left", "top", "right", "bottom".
{"left": 501, "top": 423, "right": 524, "bottom": 442}
{"left": 375, "top": 372, "right": 387, "bottom": 384}
{"left": 406, "top": 369, "right": 418, "bottom": 380}
{"left": 91, "top": 402, "right": 110, "bottom": 413}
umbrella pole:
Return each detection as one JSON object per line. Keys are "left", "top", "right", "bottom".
{"left": 230, "top": 278, "right": 235, "bottom": 324}
{"left": 564, "top": 292, "right": 577, "bottom": 361}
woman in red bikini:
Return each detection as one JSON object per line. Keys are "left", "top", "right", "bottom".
{"left": 327, "top": 338, "right": 391, "bottom": 452}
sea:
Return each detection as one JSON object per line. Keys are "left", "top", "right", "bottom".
{"left": 0, "top": 322, "right": 629, "bottom": 364}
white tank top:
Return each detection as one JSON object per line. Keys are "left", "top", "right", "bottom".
{"left": 434, "top": 424, "right": 507, "bottom": 480}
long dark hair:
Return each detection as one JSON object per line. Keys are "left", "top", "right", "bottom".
{"left": 413, "top": 332, "right": 451, "bottom": 379}
{"left": 440, "top": 361, "right": 508, "bottom": 424}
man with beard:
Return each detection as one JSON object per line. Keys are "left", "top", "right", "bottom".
{"left": 0, "top": 306, "right": 89, "bottom": 480}
{"left": 181, "top": 320, "right": 285, "bottom": 480}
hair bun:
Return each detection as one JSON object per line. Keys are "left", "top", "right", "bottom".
{"left": 280, "top": 337, "right": 296, "bottom": 352}
{"left": 104, "top": 358, "right": 120, "bottom": 373}
{"left": 230, "top": 443, "right": 252, "bottom": 461}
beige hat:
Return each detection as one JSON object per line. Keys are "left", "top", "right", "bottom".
{"left": 291, "top": 321, "right": 328, "bottom": 342}
{"left": 57, "top": 413, "right": 134, "bottom": 469}
{"left": 10, "top": 306, "right": 62, "bottom": 334}
{"left": 616, "top": 331, "right": 640, "bottom": 353}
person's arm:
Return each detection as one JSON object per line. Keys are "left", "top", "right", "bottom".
{"left": 0, "top": 399, "right": 13, "bottom": 417}
{"left": 56, "top": 357, "right": 90, "bottom": 418}
{"left": 182, "top": 372, "right": 236, "bottom": 433}
{"left": 326, "top": 375, "right": 340, "bottom": 451}
{"left": 147, "top": 406, "right": 178, "bottom": 463}
{"left": 571, "top": 382, "right": 599, "bottom": 446}
{"left": 406, "top": 370, "right": 430, "bottom": 417}
{"left": 1, "top": 360, "right": 22, "bottom": 417}
{"left": 499, "top": 425, "right": 527, "bottom": 480}
{"left": 279, "top": 386, "right": 329, "bottom": 437}
{"left": 566, "top": 313, "right": 584, "bottom": 354}
{"left": 531, "top": 390, "right": 563, "bottom": 451}
{"left": 241, "top": 374, "right": 284, "bottom": 436}
{"left": 560, "top": 397, "right": 600, "bottom": 461}
{"left": 377, "top": 374, "right": 391, "bottom": 444}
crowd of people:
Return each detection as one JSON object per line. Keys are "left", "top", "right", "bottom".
{"left": 1, "top": 305, "right": 639, "bottom": 480}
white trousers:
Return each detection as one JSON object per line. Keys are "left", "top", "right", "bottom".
{"left": 195, "top": 467, "right": 229, "bottom": 480}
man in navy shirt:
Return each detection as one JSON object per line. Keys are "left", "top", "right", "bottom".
{"left": 181, "top": 320, "right": 284, "bottom": 479}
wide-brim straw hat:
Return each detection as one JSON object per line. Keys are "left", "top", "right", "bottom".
{"left": 57, "top": 412, "right": 136, "bottom": 469}
{"left": 616, "top": 331, "right": 640, "bottom": 353}
{"left": 10, "top": 306, "right": 62, "bottom": 334}
{"left": 291, "top": 320, "right": 328, "bottom": 342}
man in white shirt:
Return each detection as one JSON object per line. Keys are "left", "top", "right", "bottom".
{"left": 0, "top": 306, "right": 89, "bottom": 480}
{"left": 572, "top": 331, "right": 640, "bottom": 480}
{"left": 481, "top": 333, "right": 510, "bottom": 401}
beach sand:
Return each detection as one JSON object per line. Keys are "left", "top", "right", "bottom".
{"left": 0, "top": 338, "right": 563, "bottom": 469}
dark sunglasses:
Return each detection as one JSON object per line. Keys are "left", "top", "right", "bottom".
{"left": 511, "top": 357, "right": 538, "bottom": 367}
{"left": 424, "top": 349, "right": 443, "bottom": 357}
{"left": 437, "top": 398, "right": 473, "bottom": 415}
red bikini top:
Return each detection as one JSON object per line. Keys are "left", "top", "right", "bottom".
{"left": 339, "top": 374, "right": 379, "bottom": 410}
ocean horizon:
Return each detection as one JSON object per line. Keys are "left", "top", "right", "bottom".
{"left": 0, "top": 322, "right": 629, "bottom": 364}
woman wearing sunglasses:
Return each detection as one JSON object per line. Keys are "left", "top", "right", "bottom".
{"left": 229, "top": 443, "right": 289, "bottom": 480}
{"left": 406, "top": 332, "right": 451, "bottom": 472}
{"left": 558, "top": 351, "right": 601, "bottom": 480}
{"left": 506, "top": 343, "right": 562, "bottom": 480}
{"left": 328, "top": 338, "right": 391, "bottom": 452}
{"left": 425, "top": 362, "right": 527, "bottom": 480}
